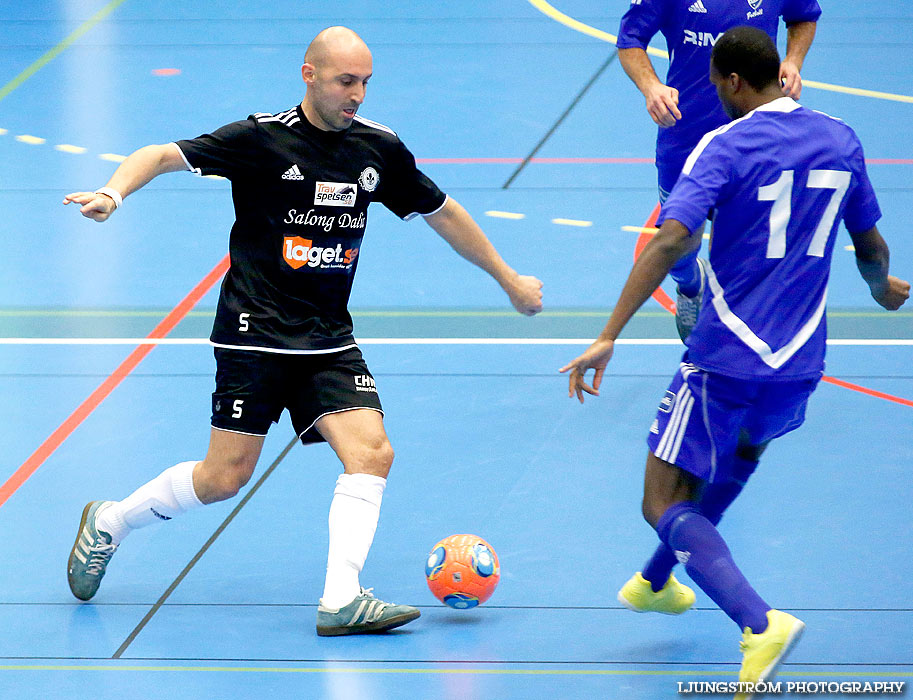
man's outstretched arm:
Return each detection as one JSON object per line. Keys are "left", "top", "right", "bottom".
{"left": 63, "top": 143, "right": 189, "bottom": 222}
{"left": 559, "top": 218, "right": 698, "bottom": 402}
{"left": 423, "top": 197, "right": 543, "bottom": 316}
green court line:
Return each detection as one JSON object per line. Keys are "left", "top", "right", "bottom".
{"left": 0, "top": 666, "right": 909, "bottom": 677}
{"left": 0, "top": 309, "right": 908, "bottom": 319}
{"left": 0, "top": 0, "right": 130, "bottom": 104}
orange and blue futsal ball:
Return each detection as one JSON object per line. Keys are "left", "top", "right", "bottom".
{"left": 425, "top": 534, "right": 500, "bottom": 609}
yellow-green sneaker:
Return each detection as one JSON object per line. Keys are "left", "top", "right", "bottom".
{"left": 617, "top": 572, "right": 695, "bottom": 615}
{"left": 735, "top": 609, "right": 805, "bottom": 699}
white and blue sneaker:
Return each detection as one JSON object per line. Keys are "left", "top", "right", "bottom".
{"left": 67, "top": 501, "right": 118, "bottom": 601}
{"left": 675, "top": 257, "right": 708, "bottom": 342}
{"left": 316, "top": 587, "right": 420, "bottom": 637}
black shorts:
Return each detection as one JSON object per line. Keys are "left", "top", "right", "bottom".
{"left": 211, "top": 346, "right": 383, "bottom": 444}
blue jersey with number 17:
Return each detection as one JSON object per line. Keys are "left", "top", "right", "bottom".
{"left": 657, "top": 97, "right": 881, "bottom": 380}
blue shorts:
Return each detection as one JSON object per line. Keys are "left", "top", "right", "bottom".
{"left": 646, "top": 360, "right": 820, "bottom": 483}
{"left": 657, "top": 149, "right": 689, "bottom": 199}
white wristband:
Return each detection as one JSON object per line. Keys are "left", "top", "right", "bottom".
{"left": 95, "top": 187, "right": 123, "bottom": 209}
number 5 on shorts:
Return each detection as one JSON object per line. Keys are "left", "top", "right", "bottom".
{"left": 232, "top": 399, "right": 244, "bottom": 418}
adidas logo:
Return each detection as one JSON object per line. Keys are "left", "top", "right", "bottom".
{"left": 282, "top": 164, "right": 304, "bottom": 181}
{"left": 688, "top": 0, "right": 708, "bottom": 12}
{"left": 674, "top": 550, "right": 691, "bottom": 566}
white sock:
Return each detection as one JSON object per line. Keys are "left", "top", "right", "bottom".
{"left": 321, "top": 473, "right": 386, "bottom": 610}
{"left": 96, "top": 461, "right": 204, "bottom": 544}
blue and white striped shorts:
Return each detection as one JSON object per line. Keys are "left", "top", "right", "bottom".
{"left": 646, "top": 361, "right": 820, "bottom": 483}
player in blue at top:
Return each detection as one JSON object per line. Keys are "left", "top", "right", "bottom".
{"left": 561, "top": 26, "right": 908, "bottom": 696}
{"left": 617, "top": 0, "right": 820, "bottom": 341}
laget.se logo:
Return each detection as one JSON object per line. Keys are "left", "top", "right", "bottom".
{"left": 283, "top": 236, "right": 359, "bottom": 270}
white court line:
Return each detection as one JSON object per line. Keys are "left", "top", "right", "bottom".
{"left": 0, "top": 338, "right": 910, "bottom": 346}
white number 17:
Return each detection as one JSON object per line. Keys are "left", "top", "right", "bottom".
{"left": 757, "top": 169, "right": 851, "bottom": 259}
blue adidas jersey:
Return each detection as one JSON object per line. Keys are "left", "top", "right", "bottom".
{"left": 617, "top": 0, "right": 821, "bottom": 184}
{"left": 657, "top": 98, "right": 881, "bottom": 380}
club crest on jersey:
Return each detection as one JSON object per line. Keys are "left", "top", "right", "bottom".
{"left": 748, "top": 0, "right": 762, "bottom": 10}
{"left": 747, "top": 0, "right": 763, "bottom": 17}
{"left": 358, "top": 166, "right": 379, "bottom": 193}
{"left": 314, "top": 182, "right": 357, "bottom": 207}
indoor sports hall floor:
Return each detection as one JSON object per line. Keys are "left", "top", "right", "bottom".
{"left": 0, "top": 1, "right": 910, "bottom": 698}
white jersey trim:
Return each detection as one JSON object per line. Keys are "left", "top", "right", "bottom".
{"left": 700, "top": 372, "right": 719, "bottom": 482}
{"left": 254, "top": 107, "right": 300, "bottom": 128}
{"left": 404, "top": 194, "right": 449, "bottom": 222}
{"left": 210, "top": 341, "right": 358, "bottom": 355}
{"left": 352, "top": 114, "right": 396, "bottom": 136}
{"left": 682, "top": 97, "right": 801, "bottom": 176}
{"left": 171, "top": 142, "right": 201, "bottom": 175}
{"left": 704, "top": 260, "right": 827, "bottom": 370}
{"left": 655, "top": 373, "right": 695, "bottom": 464}
{"left": 297, "top": 406, "right": 385, "bottom": 440}
{"left": 811, "top": 108, "right": 846, "bottom": 124}
{"left": 212, "top": 426, "right": 268, "bottom": 438}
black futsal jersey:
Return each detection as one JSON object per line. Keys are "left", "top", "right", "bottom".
{"left": 174, "top": 105, "right": 447, "bottom": 353}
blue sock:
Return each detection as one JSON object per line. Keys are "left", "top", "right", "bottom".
{"left": 671, "top": 253, "right": 701, "bottom": 297}
{"left": 657, "top": 501, "right": 770, "bottom": 633}
{"left": 641, "top": 544, "right": 680, "bottom": 593}
{"left": 641, "top": 457, "right": 758, "bottom": 592}
{"left": 701, "top": 456, "right": 757, "bottom": 522}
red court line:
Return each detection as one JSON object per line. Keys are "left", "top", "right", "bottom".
{"left": 635, "top": 203, "right": 676, "bottom": 313}
{"left": 532, "top": 157, "right": 656, "bottom": 164}
{"left": 0, "top": 255, "right": 231, "bottom": 509}
{"left": 416, "top": 157, "right": 655, "bottom": 164}
{"left": 821, "top": 376, "right": 913, "bottom": 408}
{"left": 636, "top": 206, "right": 912, "bottom": 408}
{"left": 417, "top": 157, "right": 522, "bottom": 164}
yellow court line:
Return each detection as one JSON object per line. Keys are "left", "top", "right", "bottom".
{"left": 802, "top": 79, "right": 913, "bottom": 104}
{"left": 486, "top": 210, "right": 527, "bottom": 220}
{"left": 0, "top": 0, "right": 130, "bottom": 104}
{"left": 552, "top": 218, "right": 593, "bottom": 227}
{"left": 15, "top": 135, "right": 45, "bottom": 145}
{"left": 0, "top": 665, "right": 909, "bottom": 678}
{"left": 527, "top": 0, "right": 913, "bottom": 104}
{"left": 527, "top": 0, "right": 667, "bottom": 59}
